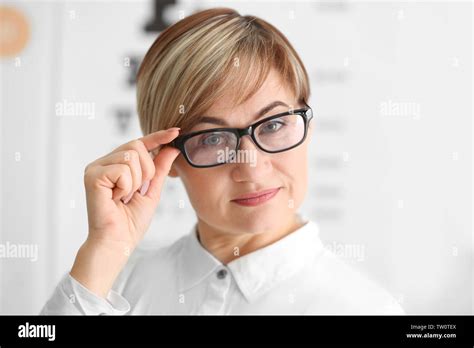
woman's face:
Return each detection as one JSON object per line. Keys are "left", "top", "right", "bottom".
{"left": 169, "top": 69, "right": 314, "bottom": 237}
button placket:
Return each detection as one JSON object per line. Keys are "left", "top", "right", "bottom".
{"left": 197, "top": 268, "right": 231, "bottom": 314}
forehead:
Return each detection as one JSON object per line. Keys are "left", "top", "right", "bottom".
{"left": 203, "top": 69, "right": 297, "bottom": 123}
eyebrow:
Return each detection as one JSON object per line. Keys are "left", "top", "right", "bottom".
{"left": 194, "top": 101, "right": 290, "bottom": 127}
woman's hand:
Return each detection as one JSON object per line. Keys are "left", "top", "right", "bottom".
{"left": 70, "top": 128, "right": 181, "bottom": 298}
{"left": 84, "top": 127, "right": 181, "bottom": 249}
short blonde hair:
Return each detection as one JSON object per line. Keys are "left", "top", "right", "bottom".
{"left": 136, "top": 7, "right": 311, "bottom": 136}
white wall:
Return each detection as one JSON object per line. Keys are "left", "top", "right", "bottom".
{"left": 1, "top": 0, "right": 472, "bottom": 314}
{"left": 1, "top": 1, "right": 63, "bottom": 314}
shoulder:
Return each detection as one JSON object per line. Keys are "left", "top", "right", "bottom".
{"left": 307, "top": 248, "right": 405, "bottom": 314}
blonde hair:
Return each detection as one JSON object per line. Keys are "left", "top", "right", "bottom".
{"left": 136, "top": 7, "right": 311, "bottom": 136}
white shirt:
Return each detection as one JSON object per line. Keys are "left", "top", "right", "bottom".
{"left": 40, "top": 216, "right": 404, "bottom": 315}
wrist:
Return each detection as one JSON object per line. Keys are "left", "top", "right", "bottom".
{"left": 70, "top": 237, "right": 133, "bottom": 299}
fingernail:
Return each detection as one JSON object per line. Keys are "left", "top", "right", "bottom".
{"left": 167, "top": 127, "right": 180, "bottom": 132}
{"left": 140, "top": 180, "right": 150, "bottom": 196}
{"left": 122, "top": 191, "right": 134, "bottom": 204}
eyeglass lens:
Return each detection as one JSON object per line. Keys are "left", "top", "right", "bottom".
{"left": 183, "top": 113, "right": 305, "bottom": 166}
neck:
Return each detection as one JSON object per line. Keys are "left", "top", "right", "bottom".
{"left": 196, "top": 214, "right": 304, "bottom": 265}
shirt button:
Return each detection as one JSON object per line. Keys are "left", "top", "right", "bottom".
{"left": 216, "top": 269, "right": 228, "bottom": 279}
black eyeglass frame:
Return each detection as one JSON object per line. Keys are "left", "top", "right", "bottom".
{"left": 169, "top": 103, "right": 314, "bottom": 168}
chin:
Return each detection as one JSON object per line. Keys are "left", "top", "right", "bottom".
{"left": 229, "top": 209, "right": 289, "bottom": 235}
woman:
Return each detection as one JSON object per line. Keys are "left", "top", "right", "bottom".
{"left": 41, "top": 8, "right": 404, "bottom": 315}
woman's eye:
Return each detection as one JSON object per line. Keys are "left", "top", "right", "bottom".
{"left": 260, "top": 120, "right": 285, "bottom": 134}
{"left": 201, "top": 134, "right": 223, "bottom": 146}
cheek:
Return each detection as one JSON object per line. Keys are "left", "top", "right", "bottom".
{"left": 272, "top": 146, "right": 309, "bottom": 203}
{"left": 178, "top": 166, "right": 229, "bottom": 211}
{"left": 276, "top": 145, "right": 308, "bottom": 178}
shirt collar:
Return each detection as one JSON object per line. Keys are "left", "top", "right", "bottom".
{"left": 177, "top": 214, "right": 324, "bottom": 302}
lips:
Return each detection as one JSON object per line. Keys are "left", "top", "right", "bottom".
{"left": 231, "top": 187, "right": 281, "bottom": 207}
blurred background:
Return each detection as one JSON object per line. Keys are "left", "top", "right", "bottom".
{"left": 0, "top": 0, "right": 472, "bottom": 314}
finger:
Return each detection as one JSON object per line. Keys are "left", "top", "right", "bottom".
{"left": 146, "top": 146, "right": 181, "bottom": 202}
{"left": 108, "top": 128, "right": 180, "bottom": 188}
{"left": 96, "top": 150, "right": 142, "bottom": 201}
{"left": 108, "top": 141, "right": 156, "bottom": 184}
{"left": 126, "top": 141, "right": 156, "bottom": 183}
{"left": 92, "top": 164, "right": 133, "bottom": 202}
{"left": 139, "top": 128, "right": 181, "bottom": 152}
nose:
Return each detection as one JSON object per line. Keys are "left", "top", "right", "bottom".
{"left": 230, "top": 136, "right": 273, "bottom": 183}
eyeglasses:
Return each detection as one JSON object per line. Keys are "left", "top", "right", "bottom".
{"left": 169, "top": 103, "right": 314, "bottom": 168}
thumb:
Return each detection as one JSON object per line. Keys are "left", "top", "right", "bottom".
{"left": 145, "top": 146, "right": 181, "bottom": 203}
